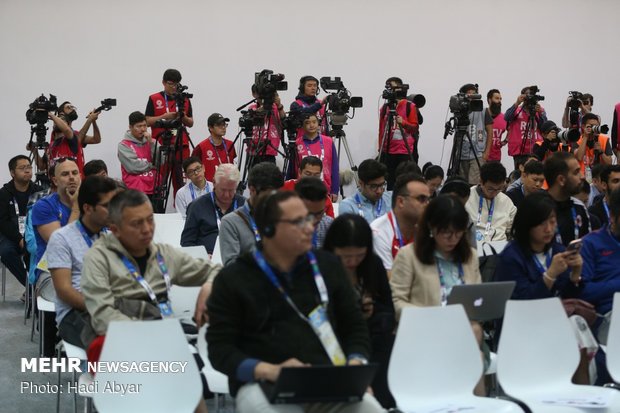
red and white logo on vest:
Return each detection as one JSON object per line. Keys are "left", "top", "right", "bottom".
{"left": 155, "top": 100, "right": 164, "bottom": 110}
{"left": 297, "top": 144, "right": 304, "bottom": 152}
{"left": 206, "top": 150, "right": 215, "bottom": 161}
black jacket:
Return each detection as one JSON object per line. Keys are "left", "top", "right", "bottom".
{"left": 0, "top": 180, "right": 43, "bottom": 245}
{"left": 206, "top": 249, "right": 370, "bottom": 395}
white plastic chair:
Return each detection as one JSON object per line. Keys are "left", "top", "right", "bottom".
{"left": 211, "top": 236, "right": 222, "bottom": 265}
{"left": 36, "top": 295, "right": 55, "bottom": 356}
{"left": 477, "top": 240, "right": 508, "bottom": 258}
{"left": 56, "top": 340, "right": 88, "bottom": 413}
{"left": 93, "top": 319, "right": 202, "bottom": 413}
{"left": 498, "top": 297, "right": 620, "bottom": 412}
{"left": 332, "top": 202, "right": 339, "bottom": 218}
{"left": 169, "top": 285, "right": 201, "bottom": 322}
{"left": 605, "top": 292, "right": 620, "bottom": 382}
{"left": 388, "top": 305, "right": 523, "bottom": 412}
{"left": 197, "top": 325, "right": 229, "bottom": 411}
{"left": 153, "top": 213, "right": 185, "bottom": 247}
{"left": 177, "top": 245, "right": 210, "bottom": 261}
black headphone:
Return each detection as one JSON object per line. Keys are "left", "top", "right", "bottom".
{"left": 254, "top": 190, "right": 280, "bottom": 239}
{"left": 298, "top": 75, "right": 320, "bottom": 96}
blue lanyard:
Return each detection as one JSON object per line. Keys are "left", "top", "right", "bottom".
{"left": 354, "top": 193, "right": 383, "bottom": 219}
{"left": 555, "top": 206, "right": 580, "bottom": 244}
{"left": 604, "top": 201, "right": 611, "bottom": 221}
{"left": 211, "top": 192, "right": 237, "bottom": 229}
{"left": 312, "top": 231, "right": 319, "bottom": 248}
{"left": 303, "top": 136, "right": 325, "bottom": 161}
{"left": 253, "top": 250, "right": 328, "bottom": 322}
{"left": 390, "top": 212, "right": 405, "bottom": 248}
{"left": 120, "top": 252, "right": 171, "bottom": 305}
{"left": 189, "top": 182, "right": 209, "bottom": 201}
{"left": 210, "top": 137, "right": 229, "bottom": 165}
{"left": 436, "top": 257, "right": 464, "bottom": 305}
{"left": 164, "top": 94, "right": 173, "bottom": 114}
{"left": 532, "top": 249, "right": 553, "bottom": 275}
{"left": 477, "top": 195, "right": 495, "bottom": 239}
{"left": 245, "top": 204, "right": 261, "bottom": 242}
{"left": 75, "top": 220, "right": 96, "bottom": 248}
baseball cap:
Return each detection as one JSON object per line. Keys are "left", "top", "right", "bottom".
{"left": 207, "top": 113, "right": 230, "bottom": 127}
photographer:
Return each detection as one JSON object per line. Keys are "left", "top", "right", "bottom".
{"left": 486, "top": 89, "right": 507, "bottom": 162}
{"left": 289, "top": 75, "right": 329, "bottom": 138}
{"left": 456, "top": 84, "right": 493, "bottom": 185}
{"left": 247, "top": 84, "right": 286, "bottom": 166}
{"left": 534, "top": 121, "right": 565, "bottom": 161}
{"left": 48, "top": 101, "right": 102, "bottom": 175}
{"left": 378, "top": 77, "right": 419, "bottom": 189}
{"left": 573, "top": 113, "right": 612, "bottom": 180}
{"left": 145, "top": 68, "right": 194, "bottom": 196}
{"left": 562, "top": 93, "right": 595, "bottom": 128}
{"left": 505, "top": 86, "right": 548, "bottom": 169}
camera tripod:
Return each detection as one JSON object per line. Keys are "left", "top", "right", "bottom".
{"left": 151, "top": 127, "right": 185, "bottom": 213}
{"left": 518, "top": 105, "right": 539, "bottom": 156}
{"left": 444, "top": 114, "right": 481, "bottom": 179}
{"left": 27, "top": 125, "right": 51, "bottom": 189}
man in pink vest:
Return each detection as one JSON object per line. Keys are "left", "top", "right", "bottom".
{"left": 486, "top": 89, "right": 507, "bottom": 162}
{"left": 612, "top": 102, "right": 620, "bottom": 158}
{"left": 296, "top": 113, "right": 339, "bottom": 202}
{"left": 290, "top": 75, "right": 329, "bottom": 139}
{"left": 504, "top": 86, "right": 548, "bottom": 169}
{"left": 247, "top": 84, "right": 286, "bottom": 167}
{"left": 118, "top": 111, "right": 156, "bottom": 200}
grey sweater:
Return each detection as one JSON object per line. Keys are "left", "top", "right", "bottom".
{"left": 219, "top": 205, "right": 258, "bottom": 266}
{"left": 117, "top": 131, "right": 156, "bottom": 174}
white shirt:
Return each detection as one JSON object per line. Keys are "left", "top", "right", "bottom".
{"left": 175, "top": 180, "right": 213, "bottom": 218}
{"left": 371, "top": 213, "right": 396, "bottom": 271}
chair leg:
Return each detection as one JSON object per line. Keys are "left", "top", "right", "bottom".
{"left": 73, "top": 370, "right": 78, "bottom": 413}
{"left": 24, "top": 281, "right": 32, "bottom": 324}
{"left": 56, "top": 345, "right": 62, "bottom": 413}
{"left": 39, "top": 310, "right": 44, "bottom": 357}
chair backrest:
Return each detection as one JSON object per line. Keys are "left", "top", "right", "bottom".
{"left": 332, "top": 202, "right": 339, "bottom": 217}
{"left": 387, "top": 305, "right": 481, "bottom": 408}
{"left": 153, "top": 213, "right": 185, "bottom": 247}
{"left": 93, "top": 319, "right": 201, "bottom": 413}
{"left": 497, "top": 297, "right": 579, "bottom": 393}
{"left": 169, "top": 285, "right": 201, "bottom": 321}
{"left": 211, "top": 236, "right": 222, "bottom": 265}
{"left": 197, "top": 325, "right": 229, "bottom": 395}
{"left": 606, "top": 293, "right": 620, "bottom": 382}
{"left": 177, "top": 245, "right": 210, "bottom": 261}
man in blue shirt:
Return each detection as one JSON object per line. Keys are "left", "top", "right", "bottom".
{"left": 339, "top": 159, "right": 392, "bottom": 223}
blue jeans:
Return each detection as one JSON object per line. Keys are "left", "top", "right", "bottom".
{"left": 0, "top": 233, "right": 27, "bottom": 287}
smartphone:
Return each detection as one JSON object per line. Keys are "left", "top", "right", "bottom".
{"left": 567, "top": 239, "right": 583, "bottom": 254}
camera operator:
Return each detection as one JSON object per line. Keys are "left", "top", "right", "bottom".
{"left": 378, "top": 77, "right": 420, "bottom": 189}
{"left": 48, "top": 101, "right": 102, "bottom": 175}
{"left": 562, "top": 92, "right": 595, "bottom": 128}
{"left": 456, "top": 84, "right": 494, "bottom": 185}
{"left": 534, "top": 121, "right": 565, "bottom": 161}
{"left": 289, "top": 75, "right": 329, "bottom": 138}
{"left": 247, "top": 84, "right": 286, "bottom": 166}
{"left": 504, "top": 86, "right": 548, "bottom": 169}
{"left": 573, "top": 113, "right": 612, "bottom": 180}
{"left": 486, "top": 89, "right": 507, "bottom": 162}
{"left": 145, "top": 68, "right": 194, "bottom": 196}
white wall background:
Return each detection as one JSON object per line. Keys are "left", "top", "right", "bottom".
{"left": 1, "top": 0, "right": 619, "bottom": 184}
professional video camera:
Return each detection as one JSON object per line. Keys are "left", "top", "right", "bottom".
{"left": 567, "top": 91, "right": 584, "bottom": 110}
{"left": 523, "top": 85, "right": 545, "bottom": 109}
{"left": 254, "top": 69, "right": 287, "bottom": 106}
{"left": 153, "top": 118, "right": 182, "bottom": 130}
{"left": 449, "top": 93, "right": 483, "bottom": 115}
{"left": 26, "top": 94, "right": 58, "bottom": 125}
{"left": 93, "top": 98, "right": 117, "bottom": 114}
{"left": 238, "top": 109, "right": 265, "bottom": 137}
{"left": 382, "top": 83, "right": 409, "bottom": 101}
{"left": 320, "top": 77, "right": 363, "bottom": 127}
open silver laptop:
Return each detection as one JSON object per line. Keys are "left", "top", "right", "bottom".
{"left": 447, "top": 281, "right": 516, "bottom": 321}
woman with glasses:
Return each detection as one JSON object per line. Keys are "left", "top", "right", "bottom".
{"left": 323, "top": 214, "right": 396, "bottom": 408}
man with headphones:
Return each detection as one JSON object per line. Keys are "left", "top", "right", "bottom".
{"left": 207, "top": 190, "right": 382, "bottom": 412}
{"left": 290, "top": 75, "right": 329, "bottom": 139}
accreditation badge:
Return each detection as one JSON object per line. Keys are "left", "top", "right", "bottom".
{"left": 158, "top": 300, "right": 174, "bottom": 318}
{"left": 18, "top": 216, "right": 26, "bottom": 236}
{"left": 308, "top": 305, "right": 346, "bottom": 366}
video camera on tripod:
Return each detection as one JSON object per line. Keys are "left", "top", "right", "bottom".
{"left": 449, "top": 92, "right": 483, "bottom": 116}
{"left": 25, "top": 94, "right": 58, "bottom": 148}
{"left": 320, "top": 77, "right": 363, "bottom": 127}
{"left": 523, "top": 85, "right": 545, "bottom": 112}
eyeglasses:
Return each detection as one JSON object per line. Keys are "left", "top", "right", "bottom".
{"left": 437, "top": 229, "right": 465, "bottom": 239}
{"left": 366, "top": 181, "right": 387, "bottom": 191}
{"left": 278, "top": 215, "right": 315, "bottom": 229}
{"left": 164, "top": 81, "right": 179, "bottom": 87}
{"left": 482, "top": 185, "right": 503, "bottom": 194}
{"left": 15, "top": 166, "right": 33, "bottom": 171}
{"left": 186, "top": 165, "right": 203, "bottom": 176}
{"left": 401, "top": 193, "right": 430, "bottom": 204}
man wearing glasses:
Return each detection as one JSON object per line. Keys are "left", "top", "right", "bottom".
{"left": 465, "top": 162, "right": 516, "bottom": 242}
{"left": 371, "top": 173, "right": 430, "bottom": 276}
{"left": 174, "top": 156, "right": 213, "bottom": 218}
{"left": 145, "top": 68, "right": 194, "bottom": 196}
{"left": 339, "top": 159, "right": 392, "bottom": 224}
{"left": 295, "top": 176, "right": 333, "bottom": 249}
{"left": 0, "top": 155, "right": 44, "bottom": 295}
{"left": 192, "top": 113, "right": 237, "bottom": 183}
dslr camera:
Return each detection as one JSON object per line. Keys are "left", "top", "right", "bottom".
{"left": 320, "top": 77, "right": 363, "bottom": 126}
{"left": 567, "top": 91, "right": 584, "bottom": 110}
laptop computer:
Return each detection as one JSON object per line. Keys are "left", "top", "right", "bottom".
{"left": 260, "top": 364, "right": 378, "bottom": 404}
{"left": 447, "top": 281, "right": 516, "bottom": 321}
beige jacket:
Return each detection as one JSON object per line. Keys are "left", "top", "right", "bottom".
{"left": 81, "top": 233, "right": 221, "bottom": 335}
{"left": 390, "top": 244, "right": 481, "bottom": 321}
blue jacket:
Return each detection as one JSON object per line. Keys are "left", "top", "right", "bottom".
{"left": 495, "top": 240, "right": 582, "bottom": 300}
{"left": 580, "top": 225, "right": 620, "bottom": 314}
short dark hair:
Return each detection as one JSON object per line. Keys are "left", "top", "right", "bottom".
{"left": 523, "top": 160, "right": 544, "bottom": 176}
{"left": 83, "top": 159, "right": 108, "bottom": 177}
{"left": 163, "top": 68, "right": 182, "bottom": 83}
{"left": 108, "top": 189, "right": 150, "bottom": 226}
{"left": 601, "top": 165, "right": 620, "bottom": 184}
{"left": 129, "top": 111, "right": 146, "bottom": 126}
{"left": 609, "top": 188, "right": 620, "bottom": 218}
{"left": 592, "top": 163, "right": 607, "bottom": 180}
{"left": 358, "top": 159, "right": 388, "bottom": 183}
{"left": 583, "top": 93, "right": 593, "bottom": 105}
{"left": 580, "top": 180, "right": 591, "bottom": 195}
{"left": 440, "top": 176, "right": 470, "bottom": 199}
{"left": 423, "top": 163, "right": 444, "bottom": 181}
{"left": 515, "top": 154, "right": 539, "bottom": 170}
{"left": 395, "top": 161, "right": 422, "bottom": 178}
{"left": 415, "top": 195, "right": 471, "bottom": 265}
{"left": 392, "top": 172, "right": 425, "bottom": 208}
{"left": 487, "top": 89, "right": 500, "bottom": 100}
{"left": 8, "top": 155, "right": 30, "bottom": 171}
{"left": 253, "top": 190, "right": 298, "bottom": 238}
{"left": 78, "top": 175, "right": 119, "bottom": 215}
{"left": 581, "top": 113, "right": 599, "bottom": 124}
{"left": 300, "top": 156, "right": 323, "bottom": 171}
{"left": 480, "top": 162, "right": 507, "bottom": 184}
{"left": 57, "top": 101, "right": 72, "bottom": 115}
{"left": 248, "top": 162, "right": 284, "bottom": 194}
{"left": 302, "top": 112, "right": 319, "bottom": 123}
{"left": 544, "top": 151, "right": 574, "bottom": 187}
{"left": 385, "top": 77, "right": 403, "bottom": 86}
{"left": 511, "top": 192, "right": 556, "bottom": 252}
{"left": 182, "top": 156, "right": 202, "bottom": 173}
{"left": 295, "top": 177, "right": 327, "bottom": 202}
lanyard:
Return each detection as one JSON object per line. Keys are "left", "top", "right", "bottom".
{"left": 120, "top": 252, "right": 171, "bottom": 305}
{"left": 532, "top": 249, "right": 553, "bottom": 275}
{"left": 303, "top": 136, "right": 325, "bottom": 161}
{"left": 388, "top": 211, "right": 411, "bottom": 258}
{"left": 210, "top": 137, "right": 229, "bottom": 165}
{"left": 189, "top": 182, "right": 209, "bottom": 201}
{"left": 477, "top": 195, "right": 495, "bottom": 239}
{"left": 436, "top": 257, "right": 464, "bottom": 306}
{"left": 253, "top": 250, "right": 328, "bottom": 322}
{"left": 245, "top": 204, "right": 262, "bottom": 242}
{"left": 211, "top": 192, "right": 237, "bottom": 229}
{"left": 13, "top": 198, "right": 20, "bottom": 216}
{"left": 163, "top": 94, "right": 174, "bottom": 114}
{"left": 75, "top": 220, "right": 96, "bottom": 248}
{"left": 354, "top": 193, "right": 383, "bottom": 219}
{"left": 555, "top": 206, "right": 581, "bottom": 244}
{"left": 312, "top": 231, "right": 319, "bottom": 248}
{"left": 604, "top": 201, "right": 611, "bottom": 221}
